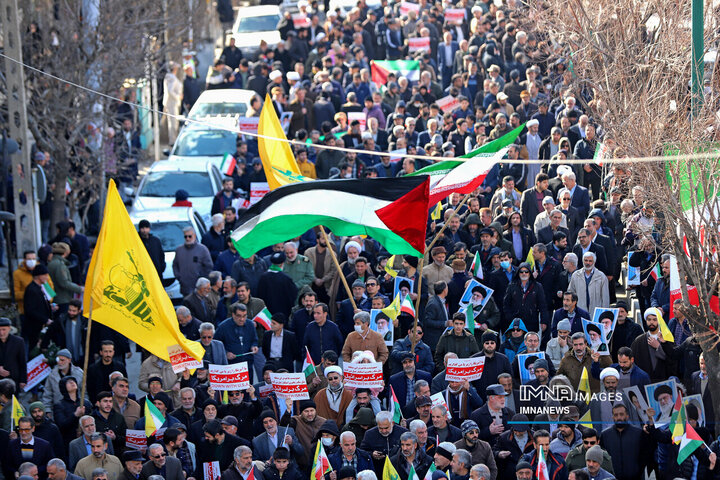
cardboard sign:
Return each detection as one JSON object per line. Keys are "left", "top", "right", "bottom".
{"left": 125, "top": 430, "right": 147, "bottom": 450}
{"left": 446, "top": 357, "right": 485, "bottom": 382}
{"left": 203, "top": 462, "right": 222, "bottom": 480}
{"left": 343, "top": 362, "right": 384, "bottom": 388}
{"left": 389, "top": 148, "right": 406, "bottom": 162}
{"left": 408, "top": 37, "right": 431, "bottom": 53}
{"left": 258, "top": 384, "right": 274, "bottom": 398}
{"left": 238, "top": 117, "right": 260, "bottom": 136}
{"left": 270, "top": 372, "right": 310, "bottom": 400}
{"left": 436, "top": 95, "right": 461, "bottom": 113}
{"left": 347, "top": 112, "right": 367, "bottom": 131}
{"left": 167, "top": 344, "right": 203, "bottom": 374}
{"left": 25, "top": 355, "right": 51, "bottom": 391}
{"left": 250, "top": 182, "right": 270, "bottom": 205}
{"left": 445, "top": 9, "right": 465, "bottom": 25}
{"left": 209, "top": 363, "right": 250, "bottom": 391}
{"left": 291, "top": 13, "right": 311, "bottom": 29}
{"left": 429, "top": 392, "right": 453, "bottom": 419}
{"left": 400, "top": 1, "right": 420, "bottom": 15}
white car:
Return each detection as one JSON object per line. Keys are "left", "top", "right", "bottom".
{"left": 231, "top": 6, "right": 282, "bottom": 60}
{"left": 128, "top": 159, "right": 223, "bottom": 224}
{"left": 129, "top": 207, "right": 208, "bottom": 301}
{"left": 186, "top": 89, "right": 259, "bottom": 120}
{"left": 327, "top": 0, "right": 381, "bottom": 16}
{"left": 167, "top": 118, "right": 239, "bottom": 171}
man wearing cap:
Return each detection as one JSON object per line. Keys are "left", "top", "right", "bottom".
{"left": 434, "top": 312, "right": 480, "bottom": 367}
{"left": 256, "top": 252, "right": 298, "bottom": 317}
{"left": 471, "top": 384, "right": 513, "bottom": 445}
{"left": 136, "top": 220, "right": 165, "bottom": 277}
{"left": 138, "top": 354, "right": 182, "bottom": 408}
{"left": 342, "top": 311, "right": 389, "bottom": 364}
{"left": 454, "top": 420, "right": 497, "bottom": 478}
{"left": 580, "top": 445, "right": 614, "bottom": 480}
{"left": 434, "top": 442, "right": 456, "bottom": 473}
{"left": 424, "top": 247, "right": 453, "bottom": 295}
{"left": 389, "top": 352, "right": 433, "bottom": 409}
{"left": 42, "top": 348, "right": 86, "bottom": 413}
{"left": 546, "top": 319, "right": 572, "bottom": 368}
{"left": 0, "top": 316, "right": 26, "bottom": 390}
{"left": 337, "top": 279, "right": 368, "bottom": 335}
{"left": 118, "top": 450, "right": 143, "bottom": 480}
{"left": 29, "top": 402, "right": 64, "bottom": 458}
{"left": 514, "top": 460, "right": 533, "bottom": 480}
{"left": 252, "top": 409, "right": 303, "bottom": 463}
{"left": 391, "top": 323, "right": 435, "bottom": 376}
{"left": 23, "top": 258, "right": 53, "bottom": 349}
{"left": 314, "top": 366, "right": 353, "bottom": 428}
{"left": 218, "top": 386, "right": 262, "bottom": 442}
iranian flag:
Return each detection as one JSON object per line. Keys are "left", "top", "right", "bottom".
{"left": 371, "top": 60, "right": 420, "bottom": 85}
{"left": 231, "top": 177, "right": 430, "bottom": 257}
{"left": 220, "top": 153, "right": 237, "bottom": 176}
{"left": 408, "top": 465, "right": 420, "bottom": 480}
{"left": 423, "top": 464, "right": 436, "bottom": 480}
{"left": 390, "top": 386, "right": 403, "bottom": 423}
{"left": 41, "top": 282, "right": 56, "bottom": 301}
{"left": 302, "top": 347, "right": 316, "bottom": 379}
{"left": 410, "top": 124, "right": 524, "bottom": 204}
{"left": 593, "top": 141, "right": 611, "bottom": 166}
{"left": 536, "top": 446, "right": 550, "bottom": 480}
{"left": 253, "top": 307, "right": 272, "bottom": 330}
{"left": 470, "top": 251, "right": 483, "bottom": 279}
{"left": 400, "top": 294, "right": 416, "bottom": 317}
{"left": 311, "top": 441, "right": 333, "bottom": 480}
{"left": 677, "top": 422, "right": 705, "bottom": 464}
{"left": 649, "top": 262, "right": 662, "bottom": 281}
{"left": 144, "top": 400, "right": 165, "bottom": 437}
{"left": 464, "top": 303, "right": 476, "bottom": 334}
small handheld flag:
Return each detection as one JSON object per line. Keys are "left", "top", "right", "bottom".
{"left": 382, "top": 294, "right": 402, "bottom": 321}
{"left": 650, "top": 262, "right": 662, "bottom": 281}
{"left": 671, "top": 392, "right": 686, "bottom": 444}
{"left": 430, "top": 202, "right": 442, "bottom": 221}
{"left": 382, "top": 456, "right": 401, "bottom": 480}
{"left": 390, "top": 386, "right": 403, "bottom": 424}
{"left": 220, "top": 153, "right": 237, "bottom": 176}
{"left": 677, "top": 421, "right": 705, "bottom": 464}
{"left": 41, "top": 282, "right": 56, "bottom": 301}
{"left": 400, "top": 294, "right": 416, "bottom": 317}
{"left": 470, "top": 251, "right": 483, "bottom": 279}
{"left": 253, "top": 307, "right": 272, "bottom": 331}
{"left": 578, "top": 367, "right": 591, "bottom": 405}
{"left": 384, "top": 255, "right": 398, "bottom": 278}
{"left": 144, "top": 400, "right": 165, "bottom": 437}
{"left": 525, "top": 249, "right": 535, "bottom": 270}
{"left": 302, "top": 347, "right": 316, "bottom": 379}
{"left": 464, "top": 303, "right": 476, "bottom": 334}
{"left": 11, "top": 395, "right": 25, "bottom": 428}
{"left": 312, "top": 441, "right": 333, "bottom": 480}
{"left": 536, "top": 445, "right": 550, "bottom": 480}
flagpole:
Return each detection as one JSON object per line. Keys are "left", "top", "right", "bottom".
{"left": 80, "top": 297, "right": 93, "bottom": 406}
{"left": 425, "top": 193, "right": 472, "bottom": 254}
{"left": 319, "top": 226, "right": 357, "bottom": 310}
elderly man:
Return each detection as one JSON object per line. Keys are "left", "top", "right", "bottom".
{"left": 428, "top": 405, "right": 462, "bottom": 444}
{"left": 197, "top": 322, "right": 228, "bottom": 365}
{"left": 360, "top": 411, "right": 408, "bottom": 472}
{"left": 252, "top": 410, "right": 303, "bottom": 463}
{"left": 314, "top": 366, "right": 353, "bottom": 428}
{"left": 390, "top": 432, "right": 434, "bottom": 480}
{"left": 74, "top": 434, "right": 122, "bottom": 480}
{"left": 174, "top": 306, "right": 201, "bottom": 342}
{"left": 222, "top": 445, "right": 258, "bottom": 480}
{"left": 423, "top": 247, "right": 453, "bottom": 294}
{"left": 282, "top": 242, "right": 315, "bottom": 291}
{"left": 118, "top": 451, "right": 144, "bottom": 480}
{"left": 140, "top": 443, "right": 183, "bottom": 480}
{"left": 182, "top": 278, "right": 213, "bottom": 325}
{"left": 454, "top": 420, "right": 497, "bottom": 479}
{"left": 451, "top": 449, "right": 474, "bottom": 480}
{"left": 341, "top": 312, "right": 389, "bottom": 363}
{"left": 568, "top": 252, "right": 609, "bottom": 314}
{"left": 47, "top": 459, "right": 83, "bottom": 480}
{"left": 42, "top": 348, "right": 85, "bottom": 414}
{"left": 329, "top": 431, "right": 374, "bottom": 473}
{"left": 471, "top": 384, "right": 514, "bottom": 445}
{"left": 173, "top": 227, "right": 213, "bottom": 297}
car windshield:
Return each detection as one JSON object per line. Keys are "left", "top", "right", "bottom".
{"left": 188, "top": 102, "right": 248, "bottom": 118}
{"left": 144, "top": 222, "right": 191, "bottom": 251}
{"left": 235, "top": 15, "right": 279, "bottom": 33}
{"left": 139, "top": 171, "right": 213, "bottom": 197}
{"left": 173, "top": 131, "right": 236, "bottom": 156}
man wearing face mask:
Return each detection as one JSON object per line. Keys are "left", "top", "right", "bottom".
{"left": 13, "top": 250, "right": 52, "bottom": 316}
{"left": 341, "top": 312, "right": 389, "bottom": 364}
{"left": 454, "top": 420, "right": 497, "bottom": 479}
{"left": 314, "top": 366, "right": 353, "bottom": 428}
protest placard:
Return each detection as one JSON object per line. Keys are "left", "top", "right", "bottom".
{"left": 209, "top": 363, "right": 250, "bottom": 391}
{"left": 446, "top": 357, "right": 485, "bottom": 382}
{"left": 436, "top": 95, "right": 461, "bottom": 113}
{"left": 25, "top": 355, "right": 51, "bottom": 391}
{"left": 125, "top": 430, "right": 147, "bottom": 450}
{"left": 258, "top": 384, "right": 274, "bottom": 398}
{"left": 250, "top": 182, "right": 270, "bottom": 205}
{"left": 408, "top": 37, "right": 431, "bottom": 53}
{"left": 429, "top": 392, "right": 453, "bottom": 419}
{"left": 343, "top": 362, "right": 384, "bottom": 388}
{"left": 400, "top": 1, "right": 420, "bottom": 15}
{"left": 270, "top": 373, "right": 310, "bottom": 400}
{"left": 347, "top": 112, "right": 367, "bottom": 131}
{"left": 167, "top": 344, "right": 203, "bottom": 374}
{"left": 237, "top": 117, "right": 260, "bottom": 135}
{"left": 203, "top": 462, "right": 222, "bottom": 480}
{"left": 291, "top": 13, "right": 311, "bottom": 28}
{"left": 444, "top": 9, "right": 465, "bottom": 24}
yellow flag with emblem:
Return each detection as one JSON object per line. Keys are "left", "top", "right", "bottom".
{"left": 382, "top": 456, "right": 401, "bottom": 480}
{"left": 11, "top": 395, "right": 25, "bottom": 427}
{"left": 259, "top": 93, "right": 309, "bottom": 190}
{"left": 83, "top": 180, "right": 205, "bottom": 362}
{"left": 579, "top": 366, "right": 591, "bottom": 404}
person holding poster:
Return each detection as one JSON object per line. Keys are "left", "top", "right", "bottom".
{"left": 434, "top": 313, "right": 480, "bottom": 367}
{"left": 218, "top": 386, "right": 262, "bottom": 442}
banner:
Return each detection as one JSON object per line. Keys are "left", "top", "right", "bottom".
{"left": 347, "top": 112, "right": 367, "bottom": 131}
{"left": 389, "top": 148, "right": 406, "bottom": 162}
{"left": 167, "top": 344, "right": 204, "bottom": 374}
{"left": 238, "top": 117, "right": 260, "bottom": 136}
{"left": 408, "top": 37, "right": 431, "bottom": 53}
{"left": 291, "top": 13, "right": 311, "bottom": 29}
{"left": 444, "top": 9, "right": 465, "bottom": 24}
{"left": 258, "top": 384, "right": 274, "bottom": 398}
{"left": 125, "top": 430, "right": 147, "bottom": 450}
{"left": 25, "top": 355, "right": 51, "bottom": 391}
{"left": 203, "top": 462, "right": 222, "bottom": 480}
{"left": 209, "top": 363, "right": 250, "bottom": 391}
{"left": 270, "top": 372, "right": 310, "bottom": 400}
{"left": 429, "top": 392, "right": 452, "bottom": 419}
{"left": 400, "top": 1, "right": 420, "bottom": 15}
{"left": 436, "top": 95, "right": 461, "bottom": 113}
{"left": 446, "top": 357, "right": 485, "bottom": 382}
{"left": 343, "top": 362, "right": 384, "bottom": 388}
{"left": 250, "top": 182, "right": 270, "bottom": 205}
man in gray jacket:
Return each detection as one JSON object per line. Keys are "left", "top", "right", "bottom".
{"left": 173, "top": 227, "right": 213, "bottom": 296}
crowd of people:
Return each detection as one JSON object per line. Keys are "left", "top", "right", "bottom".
{"left": 1, "top": 0, "right": 717, "bottom": 480}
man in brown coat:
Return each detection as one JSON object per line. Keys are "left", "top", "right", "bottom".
{"left": 341, "top": 311, "right": 389, "bottom": 363}
{"left": 313, "top": 366, "right": 353, "bottom": 428}
{"left": 557, "top": 332, "right": 612, "bottom": 393}
{"left": 279, "top": 398, "right": 326, "bottom": 470}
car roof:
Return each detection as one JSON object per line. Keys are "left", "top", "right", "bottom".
{"left": 129, "top": 207, "right": 196, "bottom": 224}
{"left": 194, "top": 89, "right": 257, "bottom": 104}
{"left": 148, "top": 159, "right": 214, "bottom": 172}
{"left": 181, "top": 116, "right": 240, "bottom": 132}
{"left": 239, "top": 5, "right": 281, "bottom": 17}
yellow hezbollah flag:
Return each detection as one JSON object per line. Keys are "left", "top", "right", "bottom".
{"left": 83, "top": 180, "right": 205, "bottom": 362}
{"left": 525, "top": 249, "right": 535, "bottom": 270}
{"left": 382, "top": 456, "right": 401, "bottom": 480}
{"left": 579, "top": 366, "right": 591, "bottom": 404}
{"left": 258, "top": 93, "right": 307, "bottom": 190}
{"left": 11, "top": 395, "right": 25, "bottom": 427}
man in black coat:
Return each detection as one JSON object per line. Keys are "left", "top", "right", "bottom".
{"left": 474, "top": 331, "right": 512, "bottom": 401}
{"left": 29, "top": 402, "right": 65, "bottom": 459}
{"left": 182, "top": 279, "right": 214, "bottom": 325}
{"left": 119, "top": 450, "right": 145, "bottom": 480}
{"left": 23, "top": 264, "right": 53, "bottom": 352}
{"left": 599, "top": 404, "right": 647, "bottom": 480}
{"left": 8, "top": 417, "right": 55, "bottom": 479}
{"left": 571, "top": 228, "right": 608, "bottom": 275}
{"left": 86, "top": 341, "right": 128, "bottom": 404}
{"left": 138, "top": 220, "right": 166, "bottom": 278}
{"left": 519, "top": 173, "right": 552, "bottom": 228}
{"left": 261, "top": 313, "right": 300, "bottom": 373}
{"left": 142, "top": 443, "right": 185, "bottom": 480}
{"left": 255, "top": 252, "right": 298, "bottom": 318}
{"left": 197, "top": 419, "right": 250, "bottom": 472}
{"left": 492, "top": 415, "right": 536, "bottom": 480}
{"left": 471, "top": 384, "right": 514, "bottom": 446}
{"left": 0, "top": 317, "right": 27, "bottom": 387}
{"left": 359, "top": 411, "right": 408, "bottom": 474}
{"left": 531, "top": 244, "right": 563, "bottom": 315}
{"left": 218, "top": 387, "right": 263, "bottom": 442}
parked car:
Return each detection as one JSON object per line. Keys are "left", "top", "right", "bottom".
{"left": 186, "top": 89, "right": 258, "bottom": 120}
{"left": 230, "top": 6, "right": 282, "bottom": 60}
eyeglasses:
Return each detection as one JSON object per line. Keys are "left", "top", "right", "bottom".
{"left": 519, "top": 270, "right": 530, "bottom": 274}
{"left": 228, "top": 392, "right": 241, "bottom": 397}
{"left": 18, "top": 428, "right": 31, "bottom": 432}
{"left": 366, "top": 283, "right": 377, "bottom": 287}
{"left": 184, "top": 235, "right": 194, "bottom": 239}
{"left": 327, "top": 376, "right": 340, "bottom": 381}
{"left": 583, "top": 440, "right": 597, "bottom": 446}
{"left": 153, "top": 453, "right": 167, "bottom": 458}
{"left": 201, "top": 335, "right": 213, "bottom": 339}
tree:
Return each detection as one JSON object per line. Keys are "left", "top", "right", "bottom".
{"left": 526, "top": 0, "right": 720, "bottom": 432}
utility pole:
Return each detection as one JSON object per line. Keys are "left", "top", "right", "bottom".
{"left": 691, "top": 0, "right": 704, "bottom": 118}
{"left": 1, "top": 0, "right": 41, "bottom": 263}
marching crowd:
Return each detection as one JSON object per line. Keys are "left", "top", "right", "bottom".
{"left": 2, "top": 0, "right": 717, "bottom": 480}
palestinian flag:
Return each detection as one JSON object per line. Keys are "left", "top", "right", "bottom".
{"left": 144, "top": 400, "right": 165, "bottom": 437}
{"left": 312, "top": 441, "right": 333, "bottom": 480}
{"left": 400, "top": 294, "right": 416, "bottom": 317}
{"left": 578, "top": 367, "right": 591, "bottom": 404}
{"left": 650, "top": 262, "right": 662, "bottom": 281}
{"left": 671, "top": 392, "right": 686, "bottom": 444}
{"left": 41, "top": 282, "right": 56, "bottom": 301}
{"left": 253, "top": 307, "right": 272, "bottom": 330}
{"left": 470, "top": 251, "right": 483, "bottom": 279}
{"left": 410, "top": 124, "right": 524, "bottom": 204}
{"left": 220, "top": 153, "right": 237, "bottom": 176}
{"left": 390, "top": 386, "right": 403, "bottom": 424}
{"left": 302, "top": 347, "right": 316, "bottom": 379}
{"left": 371, "top": 60, "right": 420, "bottom": 85}
{"left": 464, "top": 303, "right": 475, "bottom": 334}
{"left": 536, "top": 446, "right": 550, "bottom": 480}
{"left": 231, "top": 177, "right": 430, "bottom": 257}
{"left": 678, "top": 422, "right": 705, "bottom": 464}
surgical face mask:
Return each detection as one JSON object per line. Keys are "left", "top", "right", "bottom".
{"left": 25, "top": 259, "right": 37, "bottom": 269}
{"left": 321, "top": 437, "right": 334, "bottom": 446}
{"left": 500, "top": 261, "right": 510, "bottom": 270}
{"left": 354, "top": 325, "right": 364, "bottom": 334}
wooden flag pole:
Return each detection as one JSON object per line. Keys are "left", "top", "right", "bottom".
{"left": 425, "top": 193, "right": 473, "bottom": 254}
{"left": 319, "top": 226, "right": 357, "bottom": 311}
{"left": 79, "top": 297, "right": 93, "bottom": 407}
